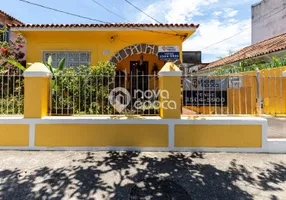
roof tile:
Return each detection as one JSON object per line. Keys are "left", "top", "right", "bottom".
{"left": 0, "top": 10, "right": 23, "bottom": 25}
{"left": 203, "top": 33, "right": 286, "bottom": 70}
{"left": 8, "top": 23, "right": 200, "bottom": 29}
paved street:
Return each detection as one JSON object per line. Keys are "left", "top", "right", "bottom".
{"left": 0, "top": 151, "right": 286, "bottom": 200}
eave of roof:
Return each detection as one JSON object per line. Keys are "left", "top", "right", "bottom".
{"left": 0, "top": 10, "right": 24, "bottom": 25}
{"left": 202, "top": 33, "right": 286, "bottom": 71}
{"left": 8, "top": 23, "right": 199, "bottom": 31}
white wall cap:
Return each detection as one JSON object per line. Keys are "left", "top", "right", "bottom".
{"left": 23, "top": 63, "right": 52, "bottom": 78}
{"left": 158, "top": 71, "right": 182, "bottom": 77}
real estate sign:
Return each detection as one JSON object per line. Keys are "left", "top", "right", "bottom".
{"left": 158, "top": 46, "right": 180, "bottom": 61}
{"left": 183, "top": 77, "right": 228, "bottom": 106}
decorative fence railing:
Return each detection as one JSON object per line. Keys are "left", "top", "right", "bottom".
{"left": 182, "top": 74, "right": 256, "bottom": 115}
{"left": 1, "top": 65, "right": 285, "bottom": 117}
{"left": 260, "top": 74, "right": 286, "bottom": 116}
{"left": 49, "top": 73, "right": 159, "bottom": 116}
{"left": 182, "top": 68, "right": 286, "bottom": 116}
{"left": 0, "top": 72, "right": 24, "bottom": 115}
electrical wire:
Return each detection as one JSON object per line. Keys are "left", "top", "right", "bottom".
{"left": 18, "top": 0, "right": 185, "bottom": 37}
{"left": 200, "top": 27, "right": 251, "bottom": 51}
{"left": 200, "top": 6, "right": 286, "bottom": 51}
{"left": 91, "top": 0, "right": 130, "bottom": 23}
{"left": 91, "top": 0, "right": 185, "bottom": 37}
{"left": 124, "top": 0, "right": 181, "bottom": 35}
{"left": 202, "top": 7, "right": 286, "bottom": 71}
{"left": 19, "top": 0, "right": 284, "bottom": 60}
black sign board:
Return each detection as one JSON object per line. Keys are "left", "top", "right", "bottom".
{"left": 158, "top": 52, "right": 180, "bottom": 61}
{"left": 183, "top": 91, "right": 227, "bottom": 106}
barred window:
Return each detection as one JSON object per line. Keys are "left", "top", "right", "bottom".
{"left": 0, "top": 24, "right": 9, "bottom": 42}
{"left": 43, "top": 51, "right": 90, "bottom": 68}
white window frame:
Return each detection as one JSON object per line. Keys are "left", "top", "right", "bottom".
{"left": 42, "top": 51, "right": 91, "bottom": 68}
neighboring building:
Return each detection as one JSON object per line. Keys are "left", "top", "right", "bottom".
{"left": 199, "top": 33, "right": 286, "bottom": 74}
{"left": 9, "top": 23, "right": 198, "bottom": 73}
{"left": 0, "top": 10, "right": 23, "bottom": 42}
{"left": 181, "top": 51, "right": 208, "bottom": 74}
{"left": 183, "top": 51, "right": 202, "bottom": 64}
{"left": 251, "top": 0, "right": 286, "bottom": 44}
{"left": 0, "top": 10, "right": 23, "bottom": 25}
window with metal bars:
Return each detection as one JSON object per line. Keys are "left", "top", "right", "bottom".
{"left": 0, "top": 24, "right": 9, "bottom": 42}
{"left": 43, "top": 51, "right": 91, "bottom": 68}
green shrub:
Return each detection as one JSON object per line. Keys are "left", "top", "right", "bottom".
{"left": 0, "top": 74, "right": 24, "bottom": 115}
{"left": 211, "top": 56, "right": 286, "bottom": 76}
{"left": 0, "top": 95, "right": 24, "bottom": 115}
{"left": 52, "top": 62, "right": 116, "bottom": 115}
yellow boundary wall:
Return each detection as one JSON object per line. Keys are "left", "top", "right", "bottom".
{"left": 185, "top": 67, "right": 286, "bottom": 116}
{"left": 0, "top": 116, "right": 267, "bottom": 152}
{"left": 0, "top": 62, "right": 272, "bottom": 152}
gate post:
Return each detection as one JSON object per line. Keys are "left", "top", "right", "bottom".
{"left": 256, "top": 68, "right": 262, "bottom": 116}
{"left": 158, "top": 62, "right": 182, "bottom": 119}
{"left": 23, "top": 63, "right": 52, "bottom": 118}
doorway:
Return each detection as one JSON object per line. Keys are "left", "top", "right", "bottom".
{"left": 130, "top": 61, "right": 149, "bottom": 99}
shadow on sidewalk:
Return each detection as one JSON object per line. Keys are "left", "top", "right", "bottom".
{"left": 0, "top": 151, "right": 285, "bottom": 199}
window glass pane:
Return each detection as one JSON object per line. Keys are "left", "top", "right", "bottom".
{"left": 43, "top": 51, "right": 90, "bottom": 68}
{"left": 44, "top": 52, "right": 51, "bottom": 62}
{"left": 57, "top": 52, "right": 66, "bottom": 61}
{"left": 68, "top": 53, "right": 79, "bottom": 62}
{"left": 80, "top": 53, "right": 89, "bottom": 62}
{"left": 51, "top": 53, "right": 57, "bottom": 66}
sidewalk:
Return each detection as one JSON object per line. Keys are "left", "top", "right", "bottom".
{"left": 0, "top": 151, "right": 286, "bottom": 200}
{"left": 266, "top": 116, "right": 286, "bottom": 138}
{"left": 182, "top": 107, "right": 286, "bottom": 139}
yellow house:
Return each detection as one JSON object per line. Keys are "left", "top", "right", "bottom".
{"left": 10, "top": 23, "right": 198, "bottom": 73}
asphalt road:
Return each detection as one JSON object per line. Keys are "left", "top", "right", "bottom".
{"left": 0, "top": 151, "right": 286, "bottom": 200}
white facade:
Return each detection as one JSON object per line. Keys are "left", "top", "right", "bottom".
{"left": 252, "top": 0, "right": 286, "bottom": 44}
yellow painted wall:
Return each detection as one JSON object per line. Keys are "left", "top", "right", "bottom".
{"left": 35, "top": 124, "right": 168, "bottom": 147}
{"left": 159, "top": 76, "right": 181, "bottom": 118}
{"left": 175, "top": 124, "right": 262, "bottom": 148}
{"left": 24, "top": 77, "right": 50, "bottom": 118}
{"left": 22, "top": 31, "right": 190, "bottom": 67}
{"left": 0, "top": 124, "right": 29, "bottom": 146}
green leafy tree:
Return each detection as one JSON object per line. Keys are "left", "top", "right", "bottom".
{"left": 0, "top": 26, "right": 25, "bottom": 73}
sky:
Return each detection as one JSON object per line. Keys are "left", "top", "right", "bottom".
{"left": 1, "top": 0, "right": 259, "bottom": 63}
